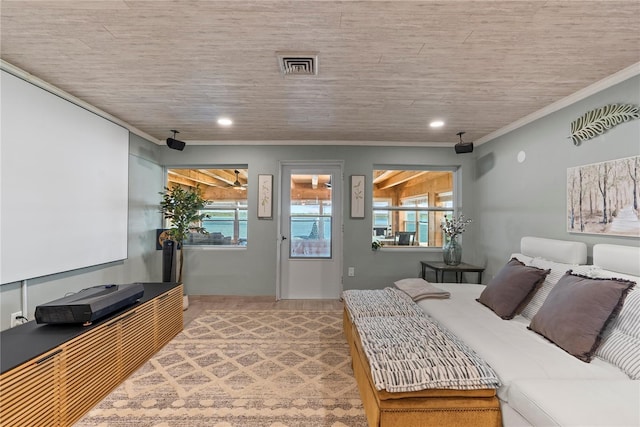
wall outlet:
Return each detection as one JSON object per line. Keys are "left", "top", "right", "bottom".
{"left": 348, "top": 267, "right": 355, "bottom": 277}
{"left": 10, "top": 311, "right": 23, "bottom": 328}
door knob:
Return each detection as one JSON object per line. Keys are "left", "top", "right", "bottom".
{"left": 281, "top": 235, "right": 287, "bottom": 241}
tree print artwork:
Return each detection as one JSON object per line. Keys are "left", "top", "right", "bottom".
{"left": 567, "top": 156, "right": 640, "bottom": 237}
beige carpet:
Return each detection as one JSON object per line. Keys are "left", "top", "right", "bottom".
{"left": 76, "top": 309, "right": 367, "bottom": 427}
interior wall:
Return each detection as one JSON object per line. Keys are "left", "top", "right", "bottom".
{"left": 160, "top": 144, "right": 477, "bottom": 296}
{"left": 0, "top": 133, "right": 162, "bottom": 331}
{"left": 4, "top": 75, "right": 635, "bottom": 330}
{"left": 473, "top": 75, "right": 640, "bottom": 282}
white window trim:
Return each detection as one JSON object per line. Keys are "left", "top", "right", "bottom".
{"left": 371, "top": 165, "right": 462, "bottom": 251}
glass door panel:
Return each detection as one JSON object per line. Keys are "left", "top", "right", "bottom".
{"left": 289, "top": 174, "right": 332, "bottom": 258}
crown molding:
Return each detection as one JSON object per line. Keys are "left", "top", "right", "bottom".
{"left": 187, "top": 140, "right": 453, "bottom": 147}
{"left": 475, "top": 62, "right": 640, "bottom": 146}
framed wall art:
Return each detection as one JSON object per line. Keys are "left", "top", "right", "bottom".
{"left": 258, "top": 174, "right": 273, "bottom": 219}
{"left": 567, "top": 155, "right": 639, "bottom": 237}
{"left": 350, "top": 175, "right": 365, "bottom": 219}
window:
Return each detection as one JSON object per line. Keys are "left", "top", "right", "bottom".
{"left": 372, "top": 168, "right": 456, "bottom": 248}
{"left": 373, "top": 199, "right": 392, "bottom": 237}
{"left": 289, "top": 174, "right": 333, "bottom": 258}
{"left": 200, "top": 200, "right": 248, "bottom": 246}
{"left": 166, "top": 168, "right": 248, "bottom": 246}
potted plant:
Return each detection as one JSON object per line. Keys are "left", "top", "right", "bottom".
{"left": 159, "top": 185, "right": 209, "bottom": 309}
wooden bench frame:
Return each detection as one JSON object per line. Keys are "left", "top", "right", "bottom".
{"left": 343, "top": 308, "right": 502, "bottom": 427}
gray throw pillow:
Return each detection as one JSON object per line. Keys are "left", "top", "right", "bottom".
{"left": 529, "top": 271, "right": 635, "bottom": 362}
{"left": 477, "top": 258, "right": 549, "bottom": 319}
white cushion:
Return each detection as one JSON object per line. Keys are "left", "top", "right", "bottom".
{"left": 589, "top": 268, "right": 640, "bottom": 284}
{"left": 593, "top": 244, "right": 640, "bottom": 277}
{"left": 500, "top": 401, "right": 533, "bottom": 427}
{"left": 417, "top": 284, "right": 628, "bottom": 402}
{"left": 520, "top": 237, "right": 587, "bottom": 264}
{"left": 520, "top": 259, "right": 597, "bottom": 320}
{"left": 510, "top": 252, "right": 533, "bottom": 265}
{"left": 591, "top": 269, "right": 640, "bottom": 380}
{"left": 508, "top": 379, "right": 640, "bottom": 427}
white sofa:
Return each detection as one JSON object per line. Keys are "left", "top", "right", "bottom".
{"left": 417, "top": 237, "right": 640, "bottom": 426}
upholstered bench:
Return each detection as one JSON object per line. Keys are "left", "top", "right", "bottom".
{"left": 343, "top": 305, "right": 502, "bottom": 427}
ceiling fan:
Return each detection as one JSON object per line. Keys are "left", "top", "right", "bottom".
{"left": 325, "top": 177, "right": 332, "bottom": 188}
{"left": 229, "top": 170, "right": 247, "bottom": 190}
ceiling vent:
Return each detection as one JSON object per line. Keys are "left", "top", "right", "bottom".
{"left": 277, "top": 52, "right": 318, "bottom": 76}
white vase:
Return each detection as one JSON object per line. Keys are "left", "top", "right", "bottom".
{"left": 183, "top": 294, "right": 189, "bottom": 311}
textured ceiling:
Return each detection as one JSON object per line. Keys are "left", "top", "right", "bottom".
{"left": 1, "top": 1, "right": 639, "bottom": 146}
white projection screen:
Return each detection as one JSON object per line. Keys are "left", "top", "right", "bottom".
{"left": 1, "top": 70, "right": 129, "bottom": 284}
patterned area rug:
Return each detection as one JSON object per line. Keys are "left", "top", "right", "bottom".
{"left": 76, "top": 310, "right": 367, "bottom": 427}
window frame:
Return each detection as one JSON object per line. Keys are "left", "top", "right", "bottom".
{"left": 164, "top": 166, "right": 249, "bottom": 249}
{"left": 371, "top": 165, "right": 461, "bottom": 250}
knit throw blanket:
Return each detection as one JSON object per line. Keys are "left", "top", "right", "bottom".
{"left": 343, "top": 288, "right": 500, "bottom": 393}
{"left": 342, "top": 287, "right": 424, "bottom": 320}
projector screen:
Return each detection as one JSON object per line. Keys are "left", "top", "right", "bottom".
{"left": 1, "top": 70, "right": 129, "bottom": 284}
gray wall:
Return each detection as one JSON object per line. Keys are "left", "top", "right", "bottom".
{"left": 0, "top": 134, "right": 163, "bottom": 330}
{"left": 160, "top": 144, "right": 477, "bottom": 296}
{"left": 2, "top": 74, "right": 637, "bottom": 331}
{"left": 474, "top": 75, "right": 640, "bottom": 282}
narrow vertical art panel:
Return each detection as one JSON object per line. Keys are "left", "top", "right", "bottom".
{"left": 567, "top": 155, "right": 640, "bottom": 237}
{"left": 258, "top": 174, "right": 273, "bottom": 219}
{"left": 350, "top": 175, "right": 365, "bottom": 219}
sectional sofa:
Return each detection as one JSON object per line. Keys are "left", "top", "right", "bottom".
{"left": 344, "top": 237, "right": 640, "bottom": 427}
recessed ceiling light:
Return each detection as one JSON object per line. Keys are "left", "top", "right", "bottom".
{"left": 430, "top": 120, "right": 444, "bottom": 128}
{"left": 217, "top": 117, "right": 233, "bottom": 126}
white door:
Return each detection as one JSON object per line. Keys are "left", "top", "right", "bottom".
{"left": 278, "top": 163, "right": 343, "bottom": 299}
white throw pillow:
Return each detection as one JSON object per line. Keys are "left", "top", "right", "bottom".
{"left": 520, "top": 258, "right": 595, "bottom": 320}
{"left": 591, "top": 269, "right": 640, "bottom": 379}
{"left": 510, "top": 253, "right": 533, "bottom": 265}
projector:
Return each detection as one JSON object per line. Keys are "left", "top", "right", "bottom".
{"left": 35, "top": 283, "right": 144, "bottom": 325}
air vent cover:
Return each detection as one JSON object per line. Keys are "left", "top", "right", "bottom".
{"left": 277, "top": 52, "right": 318, "bottom": 76}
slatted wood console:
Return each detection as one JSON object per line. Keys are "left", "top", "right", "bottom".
{"left": 0, "top": 283, "right": 183, "bottom": 427}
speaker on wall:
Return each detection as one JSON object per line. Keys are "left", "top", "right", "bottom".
{"left": 166, "top": 137, "right": 186, "bottom": 151}
{"left": 162, "top": 240, "right": 177, "bottom": 282}
{"left": 166, "top": 129, "right": 186, "bottom": 151}
{"left": 454, "top": 142, "right": 474, "bottom": 154}
{"left": 454, "top": 131, "right": 474, "bottom": 154}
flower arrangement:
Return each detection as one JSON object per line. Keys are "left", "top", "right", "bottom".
{"left": 441, "top": 214, "right": 472, "bottom": 238}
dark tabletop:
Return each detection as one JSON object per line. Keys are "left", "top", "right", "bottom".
{"left": 1, "top": 282, "right": 179, "bottom": 374}
{"left": 421, "top": 261, "right": 485, "bottom": 271}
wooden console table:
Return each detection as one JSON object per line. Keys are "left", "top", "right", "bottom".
{"left": 421, "top": 261, "right": 485, "bottom": 284}
{"left": 0, "top": 282, "right": 183, "bottom": 427}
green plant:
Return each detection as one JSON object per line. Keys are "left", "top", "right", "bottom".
{"left": 372, "top": 240, "right": 384, "bottom": 251}
{"left": 159, "top": 185, "right": 209, "bottom": 283}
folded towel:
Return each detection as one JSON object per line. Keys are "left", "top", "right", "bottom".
{"left": 394, "top": 278, "right": 450, "bottom": 301}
